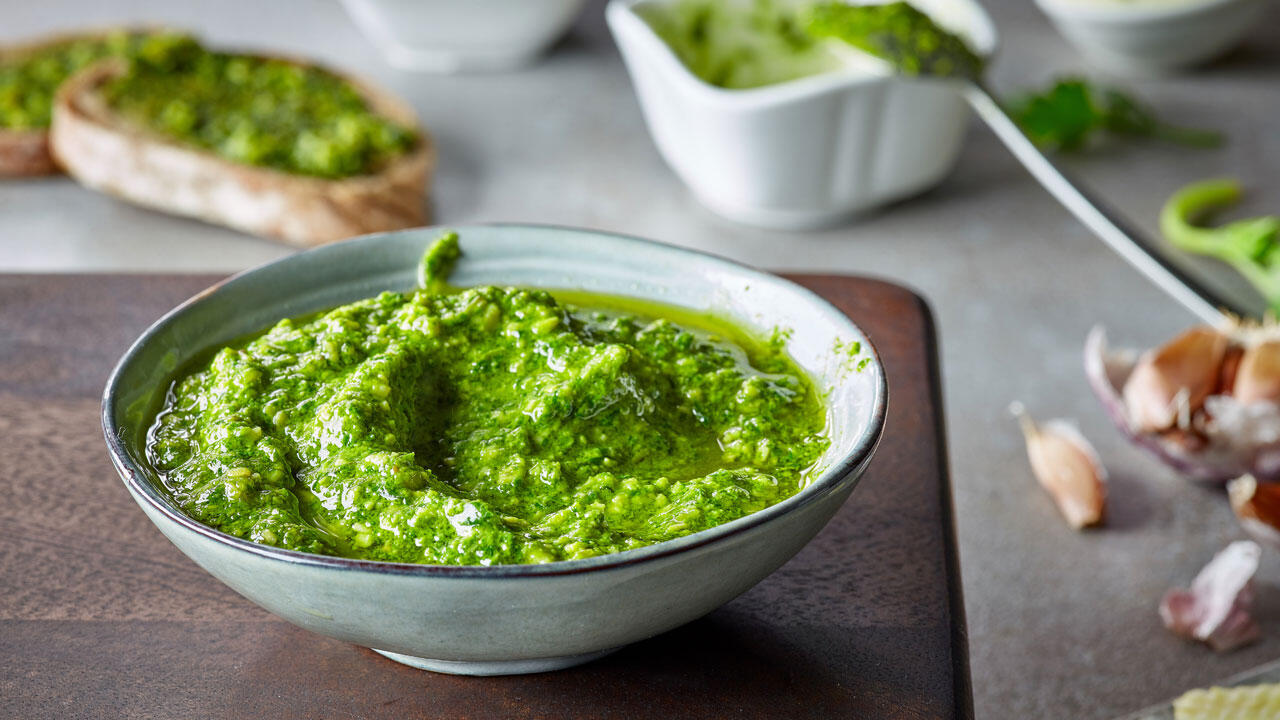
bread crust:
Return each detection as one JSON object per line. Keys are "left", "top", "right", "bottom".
{"left": 50, "top": 57, "right": 433, "bottom": 247}
{"left": 0, "top": 130, "right": 57, "bottom": 176}
{"left": 0, "top": 28, "right": 136, "bottom": 177}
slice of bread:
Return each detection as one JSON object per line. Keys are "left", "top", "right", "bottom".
{"left": 50, "top": 56, "right": 434, "bottom": 247}
{"left": 0, "top": 29, "right": 137, "bottom": 177}
{"left": 0, "top": 127, "right": 56, "bottom": 176}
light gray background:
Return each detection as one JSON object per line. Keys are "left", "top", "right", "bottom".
{"left": 3, "top": 1, "right": 1279, "bottom": 717}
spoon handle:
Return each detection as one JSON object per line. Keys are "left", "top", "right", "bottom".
{"left": 964, "top": 82, "right": 1235, "bottom": 325}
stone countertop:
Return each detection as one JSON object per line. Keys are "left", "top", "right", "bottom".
{"left": 3, "top": 1, "right": 1278, "bottom": 717}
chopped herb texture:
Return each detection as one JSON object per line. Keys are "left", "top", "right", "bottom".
{"left": 806, "top": 1, "right": 984, "bottom": 80}
{"left": 146, "top": 233, "right": 830, "bottom": 566}
{"left": 0, "top": 30, "right": 183, "bottom": 130}
{"left": 639, "top": 0, "right": 841, "bottom": 89}
{"left": 101, "top": 36, "right": 418, "bottom": 178}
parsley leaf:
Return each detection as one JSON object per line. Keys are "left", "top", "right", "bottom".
{"left": 1006, "top": 78, "right": 1222, "bottom": 152}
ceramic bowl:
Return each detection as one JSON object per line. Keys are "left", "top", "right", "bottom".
{"left": 1034, "top": 0, "right": 1270, "bottom": 75}
{"left": 103, "top": 224, "right": 887, "bottom": 676}
{"left": 339, "top": 0, "right": 588, "bottom": 72}
{"left": 606, "top": 0, "right": 997, "bottom": 230}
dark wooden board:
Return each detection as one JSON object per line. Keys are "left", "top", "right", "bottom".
{"left": 0, "top": 273, "right": 969, "bottom": 719}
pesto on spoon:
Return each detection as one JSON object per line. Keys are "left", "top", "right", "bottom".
{"left": 805, "top": 1, "right": 1230, "bottom": 324}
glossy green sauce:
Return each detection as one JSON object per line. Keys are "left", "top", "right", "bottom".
{"left": 101, "top": 36, "right": 417, "bottom": 178}
{"left": 145, "top": 233, "right": 830, "bottom": 566}
{"left": 639, "top": 0, "right": 841, "bottom": 89}
{"left": 640, "top": 0, "right": 983, "bottom": 88}
{"left": 806, "top": 1, "right": 984, "bottom": 80}
{"left": 0, "top": 30, "right": 177, "bottom": 130}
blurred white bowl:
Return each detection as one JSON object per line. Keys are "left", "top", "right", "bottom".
{"left": 1034, "top": 0, "right": 1270, "bottom": 75}
{"left": 340, "top": 0, "right": 588, "bottom": 72}
{"left": 606, "top": 0, "right": 997, "bottom": 230}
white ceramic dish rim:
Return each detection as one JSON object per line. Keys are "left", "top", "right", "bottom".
{"left": 102, "top": 223, "right": 888, "bottom": 580}
{"left": 1035, "top": 0, "right": 1254, "bottom": 23}
{"left": 605, "top": 0, "right": 999, "bottom": 110}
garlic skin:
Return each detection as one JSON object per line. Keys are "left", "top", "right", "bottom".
{"left": 1086, "top": 325, "right": 1280, "bottom": 484}
{"left": 1234, "top": 340, "right": 1280, "bottom": 405}
{"left": 1228, "top": 474, "right": 1280, "bottom": 550}
{"left": 1122, "top": 326, "right": 1227, "bottom": 433}
{"left": 1011, "top": 402, "right": 1107, "bottom": 529}
{"left": 1159, "top": 540, "right": 1261, "bottom": 653}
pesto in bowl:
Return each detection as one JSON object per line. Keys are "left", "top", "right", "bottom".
{"left": 145, "top": 233, "right": 830, "bottom": 566}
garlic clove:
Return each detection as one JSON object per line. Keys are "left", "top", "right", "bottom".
{"left": 1233, "top": 340, "right": 1280, "bottom": 405}
{"left": 1228, "top": 474, "right": 1280, "bottom": 550}
{"left": 1217, "top": 345, "right": 1243, "bottom": 396}
{"left": 1159, "top": 540, "right": 1261, "bottom": 653}
{"left": 1010, "top": 402, "right": 1107, "bottom": 529}
{"left": 1122, "top": 326, "right": 1228, "bottom": 434}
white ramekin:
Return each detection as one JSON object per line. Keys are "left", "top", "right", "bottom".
{"left": 340, "top": 0, "right": 588, "bottom": 73}
{"left": 1034, "top": 0, "right": 1271, "bottom": 75}
{"left": 607, "top": 0, "right": 998, "bottom": 230}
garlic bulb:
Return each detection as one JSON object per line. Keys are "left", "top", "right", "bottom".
{"left": 1010, "top": 402, "right": 1106, "bottom": 529}
{"left": 1087, "top": 323, "right": 1280, "bottom": 484}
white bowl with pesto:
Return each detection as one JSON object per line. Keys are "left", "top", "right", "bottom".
{"left": 606, "top": 0, "right": 997, "bottom": 230}
{"left": 103, "top": 224, "right": 886, "bottom": 675}
{"left": 1034, "top": 0, "right": 1270, "bottom": 74}
{"left": 339, "top": 0, "right": 587, "bottom": 72}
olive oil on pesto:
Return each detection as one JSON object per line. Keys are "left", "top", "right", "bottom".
{"left": 146, "top": 233, "right": 829, "bottom": 566}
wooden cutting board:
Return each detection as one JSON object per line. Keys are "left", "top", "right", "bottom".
{"left": 0, "top": 273, "right": 971, "bottom": 719}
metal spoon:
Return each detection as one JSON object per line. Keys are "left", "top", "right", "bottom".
{"left": 963, "top": 82, "right": 1232, "bottom": 324}
{"left": 811, "top": 3, "right": 1236, "bottom": 324}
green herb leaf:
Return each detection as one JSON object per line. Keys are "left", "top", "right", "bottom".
{"left": 1006, "top": 78, "right": 1223, "bottom": 153}
{"left": 1005, "top": 79, "right": 1099, "bottom": 151}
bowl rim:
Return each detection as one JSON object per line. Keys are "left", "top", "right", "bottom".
{"left": 1034, "top": 0, "right": 1257, "bottom": 23}
{"left": 605, "top": 0, "right": 999, "bottom": 109}
{"left": 102, "top": 222, "right": 888, "bottom": 579}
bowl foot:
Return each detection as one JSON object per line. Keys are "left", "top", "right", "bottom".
{"left": 370, "top": 647, "right": 620, "bottom": 675}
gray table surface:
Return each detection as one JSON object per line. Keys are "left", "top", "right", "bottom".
{"left": 3, "top": 1, "right": 1278, "bottom": 717}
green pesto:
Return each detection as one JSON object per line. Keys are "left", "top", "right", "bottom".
{"left": 805, "top": 1, "right": 985, "bottom": 80}
{"left": 100, "top": 36, "right": 417, "bottom": 178}
{"left": 145, "top": 233, "right": 830, "bottom": 566}
{"left": 831, "top": 336, "right": 869, "bottom": 374}
{"left": 0, "top": 30, "right": 179, "bottom": 130}
{"left": 639, "top": 0, "right": 982, "bottom": 89}
{"left": 639, "top": 0, "right": 841, "bottom": 89}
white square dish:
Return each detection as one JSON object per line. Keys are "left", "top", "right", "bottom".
{"left": 607, "top": 0, "right": 998, "bottom": 229}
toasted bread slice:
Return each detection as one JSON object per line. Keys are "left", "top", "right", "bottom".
{"left": 0, "top": 28, "right": 145, "bottom": 177}
{"left": 50, "top": 57, "right": 434, "bottom": 247}
{"left": 0, "top": 128, "right": 56, "bottom": 176}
